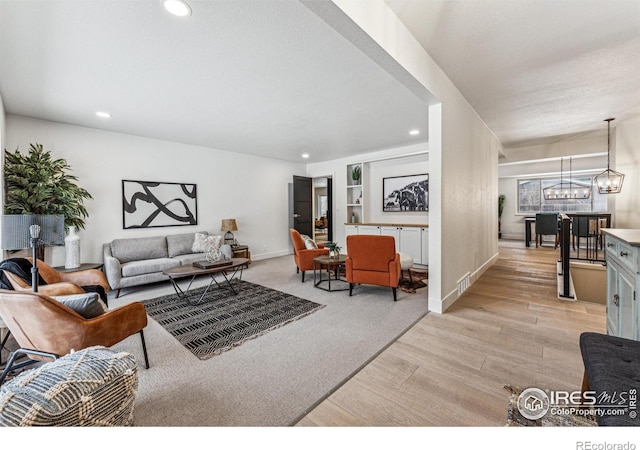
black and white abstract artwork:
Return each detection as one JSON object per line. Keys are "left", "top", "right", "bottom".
{"left": 122, "top": 180, "right": 197, "bottom": 229}
{"left": 383, "top": 174, "right": 428, "bottom": 212}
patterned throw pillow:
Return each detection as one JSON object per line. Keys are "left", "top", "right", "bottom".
{"left": 192, "top": 233, "right": 222, "bottom": 253}
{"left": 0, "top": 346, "right": 138, "bottom": 426}
{"left": 300, "top": 235, "right": 318, "bottom": 249}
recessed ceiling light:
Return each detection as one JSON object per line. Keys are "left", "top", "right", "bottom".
{"left": 301, "top": 153, "right": 310, "bottom": 159}
{"left": 163, "top": 0, "right": 192, "bottom": 17}
{"left": 409, "top": 129, "right": 420, "bottom": 136}
{"left": 96, "top": 111, "right": 111, "bottom": 118}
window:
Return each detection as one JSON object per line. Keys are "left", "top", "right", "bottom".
{"left": 517, "top": 177, "right": 607, "bottom": 214}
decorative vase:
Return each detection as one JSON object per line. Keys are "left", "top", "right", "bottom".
{"left": 329, "top": 250, "right": 335, "bottom": 258}
{"left": 64, "top": 226, "right": 81, "bottom": 269}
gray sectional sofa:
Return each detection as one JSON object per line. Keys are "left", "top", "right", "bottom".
{"left": 103, "top": 231, "right": 226, "bottom": 297}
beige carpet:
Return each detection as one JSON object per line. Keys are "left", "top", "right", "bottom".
{"left": 109, "top": 254, "right": 429, "bottom": 426}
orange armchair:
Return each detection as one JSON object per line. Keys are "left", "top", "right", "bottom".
{"left": 345, "top": 235, "right": 401, "bottom": 301}
{"left": 1, "top": 257, "right": 110, "bottom": 300}
{"left": 0, "top": 289, "right": 149, "bottom": 384}
{"left": 289, "top": 228, "right": 329, "bottom": 282}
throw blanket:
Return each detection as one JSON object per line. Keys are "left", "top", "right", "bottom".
{"left": 0, "top": 258, "right": 107, "bottom": 304}
{"left": 0, "top": 258, "right": 46, "bottom": 290}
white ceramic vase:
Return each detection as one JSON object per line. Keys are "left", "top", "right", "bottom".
{"left": 64, "top": 226, "right": 81, "bottom": 269}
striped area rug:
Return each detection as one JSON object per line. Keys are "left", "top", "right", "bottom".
{"left": 142, "top": 281, "right": 325, "bottom": 360}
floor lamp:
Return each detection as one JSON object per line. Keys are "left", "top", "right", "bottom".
{"left": 0, "top": 214, "right": 65, "bottom": 292}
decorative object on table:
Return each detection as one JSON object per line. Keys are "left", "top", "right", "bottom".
{"left": 498, "top": 194, "right": 506, "bottom": 239}
{"left": 3, "top": 144, "right": 92, "bottom": 260}
{"left": 325, "top": 242, "right": 341, "bottom": 258}
{"left": 594, "top": 118, "right": 624, "bottom": 194}
{"left": 205, "top": 247, "right": 224, "bottom": 263}
{"left": 382, "top": 173, "right": 428, "bottom": 212}
{"left": 221, "top": 219, "right": 238, "bottom": 246}
{"left": 351, "top": 165, "right": 361, "bottom": 185}
{"left": 193, "top": 259, "right": 232, "bottom": 270}
{"left": 122, "top": 179, "right": 197, "bottom": 229}
{"left": 350, "top": 212, "right": 357, "bottom": 223}
{"left": 142, "top": 280, "right": 324, "bottom": 360}
{"left": 0, "top": 346, "right": 139, "bottom": 426}
{"left": 0, "top": 215, "right": 65, "bottom": 292}
{"left": 64, "top": 225, "right": 81, "bottom": 269}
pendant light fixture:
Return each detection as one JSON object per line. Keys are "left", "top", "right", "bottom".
{"left": 594, "top": 118, "right": 624, "bottom": 194}
{"left": 543, "top": 157, "right": 591, "bottom": 200}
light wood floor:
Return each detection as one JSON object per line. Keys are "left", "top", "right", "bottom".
{"left": 295, "top": 239, "right": 606, "bottom": 426}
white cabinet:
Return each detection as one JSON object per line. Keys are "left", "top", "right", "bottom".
{"left": 421, "top": 227, "right": 429, "bottom": 265}
{"left": 343, "top": 224, "right": 429, "bottom": 266}
{"left": 399, "top": 226, "right": 421, "bottom": 263}
{"left": 359, "top": 225, "right": 381, "bottom": 235}
{"left": 604, "top": 230, "right": 639, "bottom": 341}
{"left": 380, "top": 226, "right": 400, "bottom": 252}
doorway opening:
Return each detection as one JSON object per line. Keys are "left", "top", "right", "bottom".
{"left": 313, "top": 177, "right": 332, "bottom": 245}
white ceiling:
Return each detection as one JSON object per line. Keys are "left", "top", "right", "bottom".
{"left": 386, "top": 0, "right": 640, "bottom": 149}
{"left": 1, "top": 0, "right": 639, "bottom": 163}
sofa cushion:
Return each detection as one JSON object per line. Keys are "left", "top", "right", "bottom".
{"left": 111, "top": 236, "right": 168, "bottom": 263}
{"left": 52, "top": 292, "right": 107, "bottom": 319}
{"left": 173, "top": 253, "right": 209, "bottom": 266}
{"left": 121, "top": 258, "right": 177, "bottom": 278}
{"left": 166, "top": 231, "right": 208, "bottom": 258}
{"left": 0, "top": 346, "right": 138, "bottom": 426}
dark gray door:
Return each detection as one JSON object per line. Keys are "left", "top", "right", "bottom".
{"left": 293, "top": 175, "right": 313, "bottom": 237}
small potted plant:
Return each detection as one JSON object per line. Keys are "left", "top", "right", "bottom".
{"left": 325, "top": 242, "right": 342, "bottom": 258}
{"left": 351, "top": 165, "right": 361, "bottom": 185}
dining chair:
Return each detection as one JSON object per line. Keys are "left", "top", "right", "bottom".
{"left": 535, "top": 213, "right": 560, "bottom": 248}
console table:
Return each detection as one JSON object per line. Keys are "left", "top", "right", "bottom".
{"left": 53, "top": 262, "right": 104, "bottom": 273}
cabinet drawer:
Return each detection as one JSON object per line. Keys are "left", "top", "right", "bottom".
{"left": 605, "top": 236, "right": 618, "bottom": 259}
{"left": 616, "top": 240, "right": 638, "bottom": 274}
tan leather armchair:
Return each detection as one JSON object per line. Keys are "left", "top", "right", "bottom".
{"left": 0, "top": 289, "right": 149, "bottom": 383}
{"left": 345, "top": 235, "right": 401, "bottom": 301}
{"left": 3, "top": 257, "right": 110, "bottom": 295}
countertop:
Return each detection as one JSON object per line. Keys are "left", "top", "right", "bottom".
{"left": 601, "top": 228, "right": 640, "bottom": 246}
{"left": 343, "top": 223, "right": 428, "bottom": 227}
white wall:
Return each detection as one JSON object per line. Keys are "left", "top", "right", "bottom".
{"left": 5, "top": 116, "right": 306, "bottom": 267}
{"left": 615, "top": 115, "right": 640, "bottom": 228}
{"left": 498, "top": 135, "right": 608, "bottom": 240}
{"left": 331, "top": 0, "right": 502, "bottom": 313}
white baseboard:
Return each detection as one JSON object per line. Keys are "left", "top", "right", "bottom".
{"left": 251, "top": 249, "right": 291, "bottom": 261}
{"left": 429, "top": 251, "right": 500, "bottom": 314}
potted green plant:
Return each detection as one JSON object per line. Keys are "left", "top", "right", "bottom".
{"left": 4, "top": 143, "right": 93, "bottom": 258}
{"left": 351, "top": 165, "right": 361, "bottom": 185}
{"left": 498, "top": 194, "right": 506, "bottom": 239}
{"left": 325, "top": 242, "right": 342, "bottom": 258}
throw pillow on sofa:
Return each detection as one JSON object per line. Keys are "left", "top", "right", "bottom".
{"left": 192, "top": 233, "right": 222, "bottom": 253}
{"left": 167, "top": 231, "right": 208, "bottom": 258}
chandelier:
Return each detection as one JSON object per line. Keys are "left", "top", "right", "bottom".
{"left": 543, "top": 157, "right": 591, "bottom": 200}
{"left": 594, "top": 118, "right": 624, "bottom": 194}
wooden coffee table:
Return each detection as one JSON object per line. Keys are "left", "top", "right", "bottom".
{"left": 162, "top": 257, "right": 249, "bottom": 304}
{"left": 313, "top": 254, "right": 349, "bottom": 292}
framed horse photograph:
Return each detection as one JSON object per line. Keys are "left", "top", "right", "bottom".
{"left": 383, "top": 174, "right": 428, "bottom": 212}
